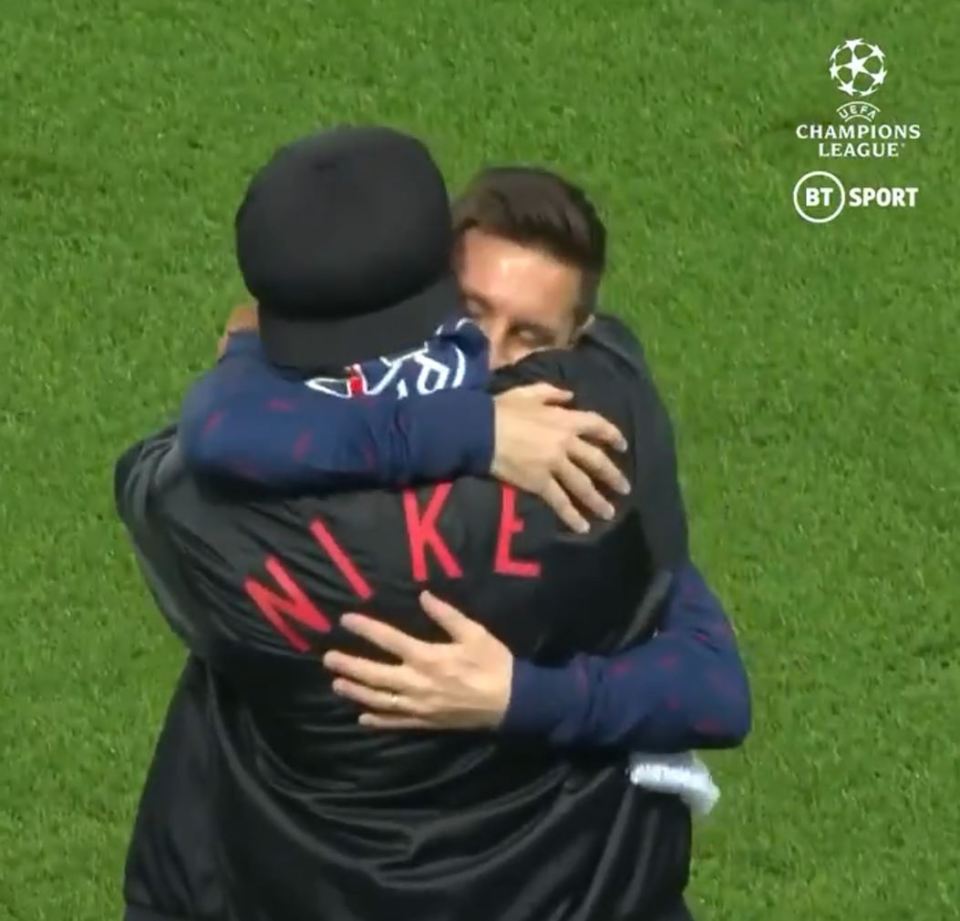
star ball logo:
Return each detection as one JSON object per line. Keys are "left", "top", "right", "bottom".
{"left": 829, "top": 39, "right": 887, "bottom": 100}
{"left": 795, "top": 39, "right": 921, "bottom": 158}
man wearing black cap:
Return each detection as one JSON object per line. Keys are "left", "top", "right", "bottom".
{"left": 117, "top": 126, "right": 703, "bottom": 921}
{"left": 236, "top": 127, "right": 460, "bottom": 369}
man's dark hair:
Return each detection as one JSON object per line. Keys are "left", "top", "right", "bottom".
{"left": 451, "top": 167, "right": 607, "bottom": 323}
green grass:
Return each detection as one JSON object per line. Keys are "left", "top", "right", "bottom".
{"left": 1, "top": 0, "right": 957, "bottom": 918}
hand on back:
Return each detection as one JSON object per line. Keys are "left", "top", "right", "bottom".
{"left": 492, "top": 383, "right": 630, "bottom": 532}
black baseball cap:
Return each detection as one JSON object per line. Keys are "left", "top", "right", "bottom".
{"left": 235, "top": 126, "right": 459, "bottom": 371}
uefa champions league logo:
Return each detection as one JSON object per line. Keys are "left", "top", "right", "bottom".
{"left": 794, "top": 38, "right": 920, "bottom": 158}
{"left": 829, "top": 39, "right": 886, "bottom": 123}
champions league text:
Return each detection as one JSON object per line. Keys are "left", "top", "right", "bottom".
{"left": 796, "top": 122, "right": 922, "bottom": 158}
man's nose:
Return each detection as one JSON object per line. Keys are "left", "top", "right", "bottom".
{"left": 486, "top": 333, "right": 510, "bottom": 370}
{"left": 472, "top": 317, "right": 509, "bottom": 370}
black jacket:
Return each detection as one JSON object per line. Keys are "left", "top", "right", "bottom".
{"left": 116, "top": 318, "right": 693, "bottom": 921}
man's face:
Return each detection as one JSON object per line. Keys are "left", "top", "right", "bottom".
{"left": 455, "top": 229, "right": 586, "bottom": 369}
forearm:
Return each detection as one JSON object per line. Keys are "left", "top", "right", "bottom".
{"left": 371, "top": 389, "right": 494, "bottom": 485}
{"left": 182, "top": 386, "right": 494, "bottom": 489}
{"left": 501, "top": 565, "right": 751, "bottom": 752}
{"left": 179, "top": 333, "right": 494, "bottom": 489}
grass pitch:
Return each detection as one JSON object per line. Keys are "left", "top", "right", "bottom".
{"left": 1, "top": 1, "right": 957, "bottom": 918}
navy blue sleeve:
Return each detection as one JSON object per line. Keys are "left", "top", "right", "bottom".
{"left": 501, "top": 564, "right": 752, "bottom": 752}
{"left": 179, "top": 332, "right": 494, "bottom": 489}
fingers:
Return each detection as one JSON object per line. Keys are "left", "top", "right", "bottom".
{"left": 539, "top": 441, "right": 632, "bottom": 530}
{"left": 555, "top": 458, "right": 615, "bottom": 521}
{"left": 219, "top": 303, "right": 259, "bottom": 358}
{"left": 225, "top": 303, "right": 259, "bottom": 333}
{"left": 358, "top": 713, "right": 436, "bottom": 730}
{"left": 339, "top": 612, "right": 424, "bottom": 660}
{"left": 567, "top": 438, "right": 631, "bottom": 497}
{"left": 535, "top": 384, "right": 574, "bottom": 406}
{"left": 510, "top": 383, "right": 574, "bottom": 406}
{"left": 565, "top": 410, "right": 627, "bottom": 452}
{"left": 331, "top": 677, "right": 421, "bottom": 715}
{"left": 322, "top": 649, "right": 407, "bottom": 690}
{"left": 418, "top": 591, "right": 475, "bottom": 640}
{"left": 540, "top": 478, "right": 590, "bottom": 533}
